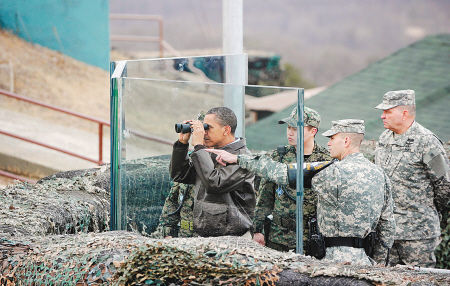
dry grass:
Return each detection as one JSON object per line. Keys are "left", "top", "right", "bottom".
{"left": 0, "top": 29, "right": 110, "bottom": 130}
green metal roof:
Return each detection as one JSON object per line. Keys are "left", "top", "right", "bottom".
{"left": 246, "top": 34, "right": 450, "bottom": 150}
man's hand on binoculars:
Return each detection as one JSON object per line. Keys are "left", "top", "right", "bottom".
{"left": 191, "top": 120, "right": 205, "bottom": 146}
{"left": 178, "top": 120, "right": 192, "bottom": 144}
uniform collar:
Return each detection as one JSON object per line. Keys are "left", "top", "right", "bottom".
{"left": 341, "top": 152, "right": 363, "bottom": 162}
{"left": 387, "top": 121, "right": 418, "bottom": 146}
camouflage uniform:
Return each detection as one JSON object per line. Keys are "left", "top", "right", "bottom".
{"left": 238, "top": 106, "right": 328, "bottom": 187}
{"left": 151, "top": 182, "right": 197, "bottom": 238}
{"left": 242, "top": 106, "right": 331, "bottom": 252}
{"left": 253, "top": 143, "right": 331, "bottom": 252}
{"left": 238, "top": 153, "right": 290, "bottom": 186}
{"left": 374, "top": 90, "right": 450, "bottom": 267}
{"left": 313, "top": 119, "right": 396, "bottom": 265}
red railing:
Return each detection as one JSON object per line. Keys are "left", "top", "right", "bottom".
{"left": 0, "top": 169, "right": 37, "bottom": 184}
{"left": 0, "top": 89, "right": 109, "bottom": 183}
{"left": 110, "top": 14, "right": 165, "bottom": 57}
{"left": 0, "top": 89, "right": 174, "bottom": 184}
{"left": 0, "top": 89, "right": 109, "bottom": 164}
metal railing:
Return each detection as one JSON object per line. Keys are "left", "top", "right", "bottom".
{"left": 110, "top": 14, "right": 165, "bottom": 57}
{"left": 0, "top": 89, "right": 174, "bottom": 183}
{"left": 0, "top": 89, "right": 109, "bottom": 165}
{"left": 0, "top": 169, "right": 37, "bottom": 184}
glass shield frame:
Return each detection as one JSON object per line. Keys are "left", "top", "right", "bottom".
{"left": 110, "top": 55, "right": 304, "bottom": 253}
{"left": 110, "top": 54, "right": 247, "bottom": 231}
{"left": 296, "top": 90, "right": 305, "bottom": 254}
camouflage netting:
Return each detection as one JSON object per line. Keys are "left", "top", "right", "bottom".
{"left": 0, "top": 166, "right": 110, "bottom": 239}
{"left": 1, "top": 232, "right": 450, "bottom": 286}
{"left": 0, "top": 153, "right": 449, "bottom": 284}
{"left": 120, "top": 155, "right": 172, "bottom": 235}
{"left": 0, "top": 155, "right": 172, "bottom": 240}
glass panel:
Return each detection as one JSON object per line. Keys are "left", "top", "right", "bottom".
{"left": 110, "top": 56, "right": 303, "bottom": 246}
{"left": 121, "top": 79, "right": 225, "bottom": 160}
{"left": 117, "top": 78, "right": 229, "bottom": 234}
{"left": 244, "top": 86, "right": 300, "bottom": 151}
{"left": 122, "top": 54, "right": 247, "bottom": 84}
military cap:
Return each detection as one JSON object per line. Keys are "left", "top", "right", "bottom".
{"left": 375, "top": 89, "right": 415, "bottom": 110}
{"left": 322, "top": 119, "right": 365, "bottom": 137}
{"left": 278, "top": 106, "right": 321, "bottom": 128}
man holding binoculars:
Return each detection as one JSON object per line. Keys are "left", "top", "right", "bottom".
{"left": 170, "top": 106, "right": 256, "bottom": 237}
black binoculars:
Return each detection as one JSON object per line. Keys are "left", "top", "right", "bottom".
{"left": 175, "top": 123, "right": 209, "bottom": 133}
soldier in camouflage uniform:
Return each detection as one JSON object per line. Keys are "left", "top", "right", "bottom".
{"left": 151, "top": 182, "right": 197, "bottom": 238}
{"left": 374, "top": 90, "right": 450, "bottom": 267}
{"left": 252, "top": 107, "right": 331, "bottom": 252}
{"left": 312, "top": 119, "right": 396, "bottom": 265}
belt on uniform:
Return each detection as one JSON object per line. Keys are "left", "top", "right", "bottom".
{"left": 180, "top": 219, "right": 194, "bottom": 231}
{"left": 324, "top": 237, "right": 365, "bottom": 248}
{"left": 272, "top": 215, "right": 295, "bottom": 231}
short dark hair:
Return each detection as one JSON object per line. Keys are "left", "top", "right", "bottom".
{"left": 341, "top": 133, "right": 364, "bottom": 148}
{"left": 206, "top": 107, "right": 237, "bottom": 134}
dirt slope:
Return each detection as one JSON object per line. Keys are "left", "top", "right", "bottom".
{"left": 0, "top": 29, "right": 110, "bottom": 126}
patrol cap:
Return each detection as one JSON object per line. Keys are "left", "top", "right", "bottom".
{"left": 322, "top": 119, "right": 365, "bottom": 137}
{"left": 278, "top": 106, "right": 321, "bottom": 128}
{"left": 375, "top": 89, "right": 415, "bottom": 110}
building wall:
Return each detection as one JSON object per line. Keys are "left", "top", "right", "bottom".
{"left": 0, "top": 0, "right": 109, "bottom": 70}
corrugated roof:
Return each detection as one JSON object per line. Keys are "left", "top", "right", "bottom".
{"left": 246, "top": 34, "right": 450, "bottom": 150}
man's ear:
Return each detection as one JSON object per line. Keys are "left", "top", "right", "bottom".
{"left": 312, "top": 127, "right": 318, "bottom": 136}
{"left": 344, "top": 135, "right": 351, "bottom": 147}
{"left": 402, "top": 109, "right": 409, "bottom": 121}
{"left": 223, "top": 125, "right": 231, "bottom": 136}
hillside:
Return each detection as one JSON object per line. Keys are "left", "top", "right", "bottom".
{"left": 110, "top": 0, "right": 450, "bottom": 85}
{"left": 0, "top": 29, "right": 110, "bottom": 128}
{"left": 0, "top": 30, "right": 112, "bottom": 185}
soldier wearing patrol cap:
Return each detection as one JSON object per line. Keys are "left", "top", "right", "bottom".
{"left": 374, "top": 89, "right": 450, "bottom": 267}
{"left": 251, "top": 106, "right": 331, "bottom": 252}
{"left": 312, "top": 119, "right": 396, "bottom": 265}
{"left": 206, "top": 106, "right": 331, "bottom": 252}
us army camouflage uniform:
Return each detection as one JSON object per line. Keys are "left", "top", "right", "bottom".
{"left": 312, "top": 152, "right": 396, "bottom": 265}
{"left": 375, "top": 121, "right": 450, "bottom": 267}
{"left": 374, "top": 89, "right": 450, "bottom": 267}
{"left": 238, "top": 106, "right": 326, "bottom": 187}
{"left": 253, "top": 143, "right": 331, "bottom": 252}
{"left": 151, "top": 182, "right": 197, "bottom": 238}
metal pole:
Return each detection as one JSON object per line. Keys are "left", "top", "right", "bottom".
{"left": 296, "top": 89, "right": 305, "bottom": 254}
{"left": 110, "top": 60, "right": 127, "bottom": 231}
{"left": 110, "top": 61, "right": 118, "bottom": 231}
{"left": 99, "top": 123, "right": 103, "bottom": 164}
{"left": 222, "top": 0, "right": 246, "bottom": 138}
{"left": 222, "top": 0, "right": 243, "bottom": 55}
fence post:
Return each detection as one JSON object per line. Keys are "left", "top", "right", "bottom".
{"left": 99, "top": 123, "right": 103, "bottom": 164}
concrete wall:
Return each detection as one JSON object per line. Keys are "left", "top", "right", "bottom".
{"left": 0, "top": 0, "right": 109, "bottom": 70}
